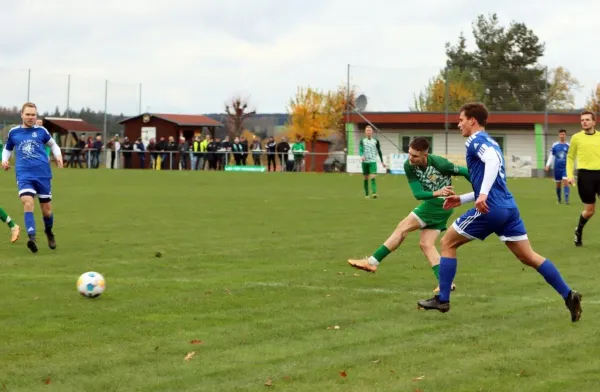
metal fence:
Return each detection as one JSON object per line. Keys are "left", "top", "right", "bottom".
{"left": 54, "top": 147, "right": 559, "bottom": 179}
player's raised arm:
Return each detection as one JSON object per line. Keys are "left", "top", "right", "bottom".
{"left": 432, "top": 155, "right": 471, "bottom": 182}
{"left": 566, "top": 134, "right": 578, "bottom": 182}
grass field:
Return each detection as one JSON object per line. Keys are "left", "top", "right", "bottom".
{"left": 0, "top": 169, "right": 599, "bottom": 392}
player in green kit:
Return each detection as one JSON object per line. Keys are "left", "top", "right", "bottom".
{"left": 0, "top": 136, "right": 21, "bottom": 243}
{"left": 359, "top": 126, "right": 386, "bottom": 198}
{"left": 348, "top": 137, "right": 470, "bottom": 292}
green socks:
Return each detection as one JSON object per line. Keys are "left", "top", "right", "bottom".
{"left": 432, "top": 264, "right": 440, "bottom": 281}
{"left": 370, "top": 245, "right": 391, "bottom": 265}
{"left": 363, "top": 179, "right": 369, "bottom": 196}
{"left": 371, "top": 178, "right": 377, "bottom": 194}
{"left": 0, "top": 208, "right": 15, "bottom": 228}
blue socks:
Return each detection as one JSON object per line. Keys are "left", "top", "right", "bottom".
{"left": 438, "top": 257, "right": 458, "bottom": 302}
{"left": 24, "top": 212, "right": 36, "bottom": 237}
{"left": 43, "top": 213, "right": 54, "bottom": 232}
{"left": 537, "top": 259, "right": 571, "bottom": 299}
{"left": 564, "top": 186, "right": 570, "bottom": 203}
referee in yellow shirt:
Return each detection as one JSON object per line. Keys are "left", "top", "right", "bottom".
{"left": 567, "top": 110, "right": 600, "bottom": 246}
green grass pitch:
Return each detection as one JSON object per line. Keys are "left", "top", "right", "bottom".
{"left": 0, "top": 169, "right": 599, "bottom": 391}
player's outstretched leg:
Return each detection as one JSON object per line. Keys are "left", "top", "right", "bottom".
{"left": 0, "top": 207, "right": 20, "bottom": 243}
{"left": 505, "top": 240, "right": 582, "bottom": 322}
{"left": 20, "top": 195, "right": 38, "bottom": 253}
{"left": 348, "top": 213, "right": 421, "bottom": 272}
{"left": 40, "top": 200, "right": 56, "bottom": 250}
{"left": 417, "top": 225, "right": 471, "bottom": 312}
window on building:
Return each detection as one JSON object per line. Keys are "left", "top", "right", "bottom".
{"left": 401, "top": 135, "right": 434, "bottom": 153}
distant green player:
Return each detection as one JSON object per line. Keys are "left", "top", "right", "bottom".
{"left": 359, "top": 126, "right": 386, "bottom": 198}
{"left": 0, "top": 139, "right": 20, "bottom": 243}
{"left": 348, "top": 137, "right": 470, "bottom": 293}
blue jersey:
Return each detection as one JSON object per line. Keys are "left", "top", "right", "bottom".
{"left": 465, "top": 131, "right": 516, "bottom": 209}
{"left": 550, "top": 142, "right": 569, "bottom": 171}
{"left": 5, "top": 125, "right": 53, "bottom": 180}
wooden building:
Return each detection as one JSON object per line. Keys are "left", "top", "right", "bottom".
{"left": 42, "top": 117, "right": 102, "bottom": 147}
{"left": 118, "top": 113, "right": 224, "bottom": 145}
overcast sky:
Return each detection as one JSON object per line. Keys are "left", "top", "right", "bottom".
{"left": 0, "top": 0, "right": 598, "bottom": 116}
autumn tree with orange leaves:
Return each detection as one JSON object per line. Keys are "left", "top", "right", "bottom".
{"left": 585, "top": 83, "right": 600, "bottom": 114}
{"left": 286, "top": 85, "right": 354, "bottom": 170}
{"left": 411, "top": 68, "right": 481, "bottom": 112}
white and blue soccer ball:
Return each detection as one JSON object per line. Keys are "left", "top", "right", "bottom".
{"left": 77, "top": 271, "right": 106, "bottom": 298}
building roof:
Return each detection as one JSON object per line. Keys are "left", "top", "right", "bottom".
{"left": 346, "top": 111, "right": 585, "bottom": 125}
{"left": 119, "top": 113, "right": 224, "bottom": 127}
{"left": 43, "top": 117, "right": 102, "bottom": 133}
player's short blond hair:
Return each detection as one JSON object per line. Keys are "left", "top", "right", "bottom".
{"left": 581, "top": 110, "right": 596, "bottom": 122}
{"left": 21, "top": 102, "right": 37, "bottom": 113}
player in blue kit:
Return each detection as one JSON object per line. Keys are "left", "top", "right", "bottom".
{"left": 417, "top": 103, "right": 582, "bottom": 322}
{"left": 2, "top": 102, "right": 63, "bottom": 253}
{"left": 545, "top": 129, "right": 570, "bottom": 204}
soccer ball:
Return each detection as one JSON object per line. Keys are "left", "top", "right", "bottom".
{"left": 77, "top": 271, "right": 106, "bottom": 298}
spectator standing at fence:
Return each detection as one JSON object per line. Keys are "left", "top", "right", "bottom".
{"left": 147, "top": 138, "right": 157, "bottom": 169}
{"left": 156, "top": 137, "right": 167, "bottom": 170}
{"left": 191, "top": 136, "right": 201, "bottom": 170}
{"left": 67, "top": 135, "right": 86, "bottom": 168}
{"left": 200, "top": 134, "right": 210, "bottom": 170}
{"left": 178, "top": 136, "right": 189, "bottom": 170}
{"left": 206, "top": 136, "right": 218, "bottom": 170}
{"left": 134, "top": 137, "right": 146, "bottom": 169}
{"left": 240, "top": 136, "right": 249, "bottom": 165}
{"left": 266, "top": 136, "right": 277, "bottom": 171}
{"left": 121, "top": 137, "right": 133, "bottom": 169}
{"left": 221, "top": 136, "right": 232, "bottom": 168}
{"left": 165, "top": 136, "right": 177, "bottom": 169}
{"left": 232, "top": 136, "right": 243, "bottom": 165}
{"left": 251, "top": 136, "right": 262, "bottom": 166}
{"left": 291, "top": 137, "right": 306, "bottom": 172}
{"left": 91, "top": 135, "right": 103, "bottom": 168}
{"left": 276, "top": 137, "right": 290, "bottom": 171}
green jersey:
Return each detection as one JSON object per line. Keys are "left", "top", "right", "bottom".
{"left": 404, "top": 154, "right": 470, "bottom": 208}
{"left": 359, "top": 137, "right": 383, "bottom": 163}
{"left": 291, "top": 141, "right": 305, "bottom": 157}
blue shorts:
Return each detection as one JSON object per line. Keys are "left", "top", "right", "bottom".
{"left": 17, "top": 177, "right": 52, "bottom": 203}
{"left": 452, "top": 207, "right": 528, "bottom": 242}
{"left": 554, "top": 168, "right": 567, "bottom": 182}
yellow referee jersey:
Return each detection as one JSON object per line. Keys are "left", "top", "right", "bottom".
{"left": 566, "top": 130, "right": 600, "bottom": 179}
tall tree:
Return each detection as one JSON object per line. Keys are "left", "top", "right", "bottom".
{"left": 547, "top": 67, "right": 581, "bottom": 111}
{"left": 287, "top": 86, "right": 340, "bottom": 171}
{"left": 415, "top": 14, "right": 579, "bottom": 112}
{"left": 412, "top": 68, "right": 482, "bottom": 111}
{"left": 584, "top": 83, "right": 600, "bottom": 114}
{"left": 224, "top": 96, "right": 255, "bottom": 139}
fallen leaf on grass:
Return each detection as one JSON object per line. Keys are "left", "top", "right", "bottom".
{"left": 414, "top": 389, "right": 423, "bottom": 392}
{"left": 337, "top": 272, "right": 345, "bottom": 275}
{"left": 517, "top": 370, "right": 525, "bottom": 376}
{"left": 353, "top": 273, "right": 360, "bottom": 277}
{"left": 224, "top": 288, "right": 232, "bottom": 295}
{"left": 340, "top": 371, "right": 347, "bottom": 378}
{"left": 43, "top": 376, "right": 51, "bottom": 385}
{"left": 184, "top": 352, "right": 196, "bottom": 361}
{"left": 390, "top": 370, "right": 396, "bottom": 374}
{"left": 190, "top": 339, "right": 204, "bottom": 345}
{"left": 325, "top": 294, "right": 331, "bottom": 297}
{"left": 205, "top": 291, "right": 212, "bottom": 295}
{"left": 372, "top": 359, "right": 380, "bottom": 364}
{"left": 326, "top": 325, "right": 340, "bottom": 330}
{"left": 264, "top": 378, "right": 273, "bottom": 387}
{"left": 154, "top": 346, "right": 160, "bottom": 351}
{"left": 283, "top": 376, "right": 292, "bottom": 381}
{"left": 413, "top": 375, "right": 425, "bottom": 381}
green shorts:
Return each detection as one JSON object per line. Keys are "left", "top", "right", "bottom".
{"left": 362, "top": 162, "right": 377, "bottom": 175}
{"left": 411, "top": 202, "right": 453, "bottom": 231}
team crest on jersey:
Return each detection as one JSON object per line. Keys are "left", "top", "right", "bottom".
{"left": 32, "top": 132, "right": 37, "bottom": 137}
{"left": 428, "top": 174, "right": 438, "bottom": 182}
{"left": 19, "top": 140, "right": 41, "bottom": 159}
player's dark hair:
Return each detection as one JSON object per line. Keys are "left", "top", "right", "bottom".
{"left": 21, "top": 102, "right": 37, "bottom": 113}
{"left": 558, "top": 129, "right": 567, "bottom": 134}
{"left": 409, "top": 137, "right": 430, "bottom": 152}
{"left": 581, "top": 110, "right": 596, "bottom": 122}
{"left": 460, "top": 102, "right": 489, "bottom": 126}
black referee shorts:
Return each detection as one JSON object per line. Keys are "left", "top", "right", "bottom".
{"left": 577, "top": 169, "right": 600, "bottom": 204}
